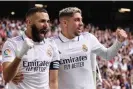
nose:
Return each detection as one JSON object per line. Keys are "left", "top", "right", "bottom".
{"left": 43, "top": 22, "right": 49, "bottom": 29}
{"left": 79, "top": 21, "right": 84, "bottom": 27}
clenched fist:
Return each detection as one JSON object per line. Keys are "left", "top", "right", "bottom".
{"left": 16, "top": 38, "right": 34, "bottom": 59}
{"left": 116, "top": 28, "right": 127, "bottom": 42}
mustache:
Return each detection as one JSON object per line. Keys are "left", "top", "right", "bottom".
{"left": 39, "top": 28, "right": 49, "bottom": 34}
{"left": 31, "top": 24, "right": 50, "bottom": 42}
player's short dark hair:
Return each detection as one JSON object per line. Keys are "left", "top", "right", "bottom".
{"left": 59, "top": 7, "right": 81, "bottom": 18}
{"left": 25, "top": 7, "right": 48, "bottom": 18}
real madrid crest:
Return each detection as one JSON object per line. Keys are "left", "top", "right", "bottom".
{"left": 82, "top": 44, "right": 88, "bottom": 52}
{"left": 46, "top": 45, "right": 53, "bottom": 57}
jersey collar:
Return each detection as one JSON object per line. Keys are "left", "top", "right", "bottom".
{"left": 22, "top": 31, "right": 45, "bottom": 45}
{"left": 58, "top": 32, "right": 79, "bottom": 43}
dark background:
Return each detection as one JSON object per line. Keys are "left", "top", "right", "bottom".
{"left": 0, "top": 1, "right": 133, "bottom": 30}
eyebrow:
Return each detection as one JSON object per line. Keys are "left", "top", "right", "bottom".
{"left": 39, "top": 19, "right": 50, "bottom": 22}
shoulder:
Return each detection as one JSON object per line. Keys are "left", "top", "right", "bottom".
{"left": 50, "top": 36, "right": 59, "bottom": 41}
{"left": 12, "top": 35, "right": 23, "bottom": 41}
{"left": 81, "top": 32, "right": 96, "bottom": 40}
{"left": 8, "top": 35, "right": 23, "bottom": 43}
{"left": 3, "top": 35, "right": 23, "bottom": 49}
{"left": 48, "top": 36, "right": 61, "bottom": 44}
{"left": 45, "top": 38, "right": 59, "bottom": 51}
{"left": 45, "top": 37, "right": 57, "bottom": 45}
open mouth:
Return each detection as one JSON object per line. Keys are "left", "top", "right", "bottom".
{"left": 39, "top": 29, "right": 49, "bottom": 37}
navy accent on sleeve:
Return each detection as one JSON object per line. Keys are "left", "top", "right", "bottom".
{"left": 50, "top": 60, "right": 60, "bottom": 70}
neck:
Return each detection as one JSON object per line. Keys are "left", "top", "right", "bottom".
{"left": 25, "top": 29, "right": 32, "bottom": 39}
{"left": 61, "top": 29, "right": 75, "bottom": 39}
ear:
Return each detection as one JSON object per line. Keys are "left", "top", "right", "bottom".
{"left": 62, "top": 19, "right": 68, "bottom": 27}
{"left": 26, "top": 19, "right": 31, "bottom": 24}
{"left": 26, "top": 18, "right": 34, "bottom": 27}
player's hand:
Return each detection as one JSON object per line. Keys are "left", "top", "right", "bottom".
{"left": 116, "top": 28, "right": 127, "bottom": 42}
{"left": 12, "top": 72, "right": 24, "bottom": 85}
{"left": 16, "top": 38, "right": 34, "bottom": 59}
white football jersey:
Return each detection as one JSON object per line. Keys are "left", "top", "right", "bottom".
{"left": 2, "top": 32, "right": 60, "bottom": 89}
{"left": 53, "top": 32, "right": 122, "bottom": 89}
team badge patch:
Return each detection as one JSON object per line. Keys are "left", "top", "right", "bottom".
{"left": 82, "top": 44, "right": 88, "bottom": 52}
{"left": 46, "top": 45, "right": 53, "bottom": 57}
{"left": 4, "top": 49, "right": 11, "bottom": 56}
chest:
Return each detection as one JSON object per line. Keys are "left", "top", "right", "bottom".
{"left": 58, "top": 40, "right": 91, "bottom": 58}
{"left": 20, "top": 44, "right": 54, "bottom": 62}
{"left": 56, "top": 39, "right": 92, "bottom": 70}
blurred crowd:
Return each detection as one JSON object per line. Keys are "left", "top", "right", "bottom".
{"left": 91, "top": 27, "right": 133, "bottom": 89}
{"left": 0, "top": 18, "right": 132, "bottom": 89}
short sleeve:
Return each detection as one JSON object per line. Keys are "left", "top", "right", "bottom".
{"left": 49, "top": 40, "right": 60, "bottom": 70}
{"left": 51, "top": 40, "right": 60, "bottom": 62}
{"left": 2, "top": 39, "right": 16, "bottom": 63}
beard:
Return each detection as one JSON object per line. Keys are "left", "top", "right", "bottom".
{"left": 74, "top": 31, "right": 81, "bottom": 37}
{"left": 31, "top": 24, "right": 49, "bottom": 42}
{"left": 75, "top": 32, "right": 80, "bottom": 36}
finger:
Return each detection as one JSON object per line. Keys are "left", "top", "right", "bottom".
{"left": 13, "top": 77, "right": 24, "bottom": 81}
{"left": 13, "top": 73, "right": 24, "bottom": 82}
{"left": 14, "top": 72, "right": 23, "bottom": 78}
{"left": 12, "top": 77, "right": 23, "bottom": 85}
{"left": 116, "top": 28, "right": 122, "bottom": 32}
{"left": 14, "top": 73, "right": 23, "bottom": 79}
{"left": 119, "top": 30, "right": 127, "bottom": 38}
{"left": 122, "top": 30, "right": 127, "bottom": 38}
{"left": 16, "top": 72, "right": 23, "bottom": 75}
{"left": 16, "top": 73, "right": 23, "bottom": 77}
{"left": 117, "top": 29, "right": 127, "bottom": 37}
{"left": 12, "top": 81, "right": 19, "bottom": 85}
{"left": 13, "top": 79, "right": 23, "bottom": 83}
{"left": 116, "top": 29, "right": 122, "bottom": 36}
{"left": 13, "top": 75, "right": 24, "bottom": 81}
